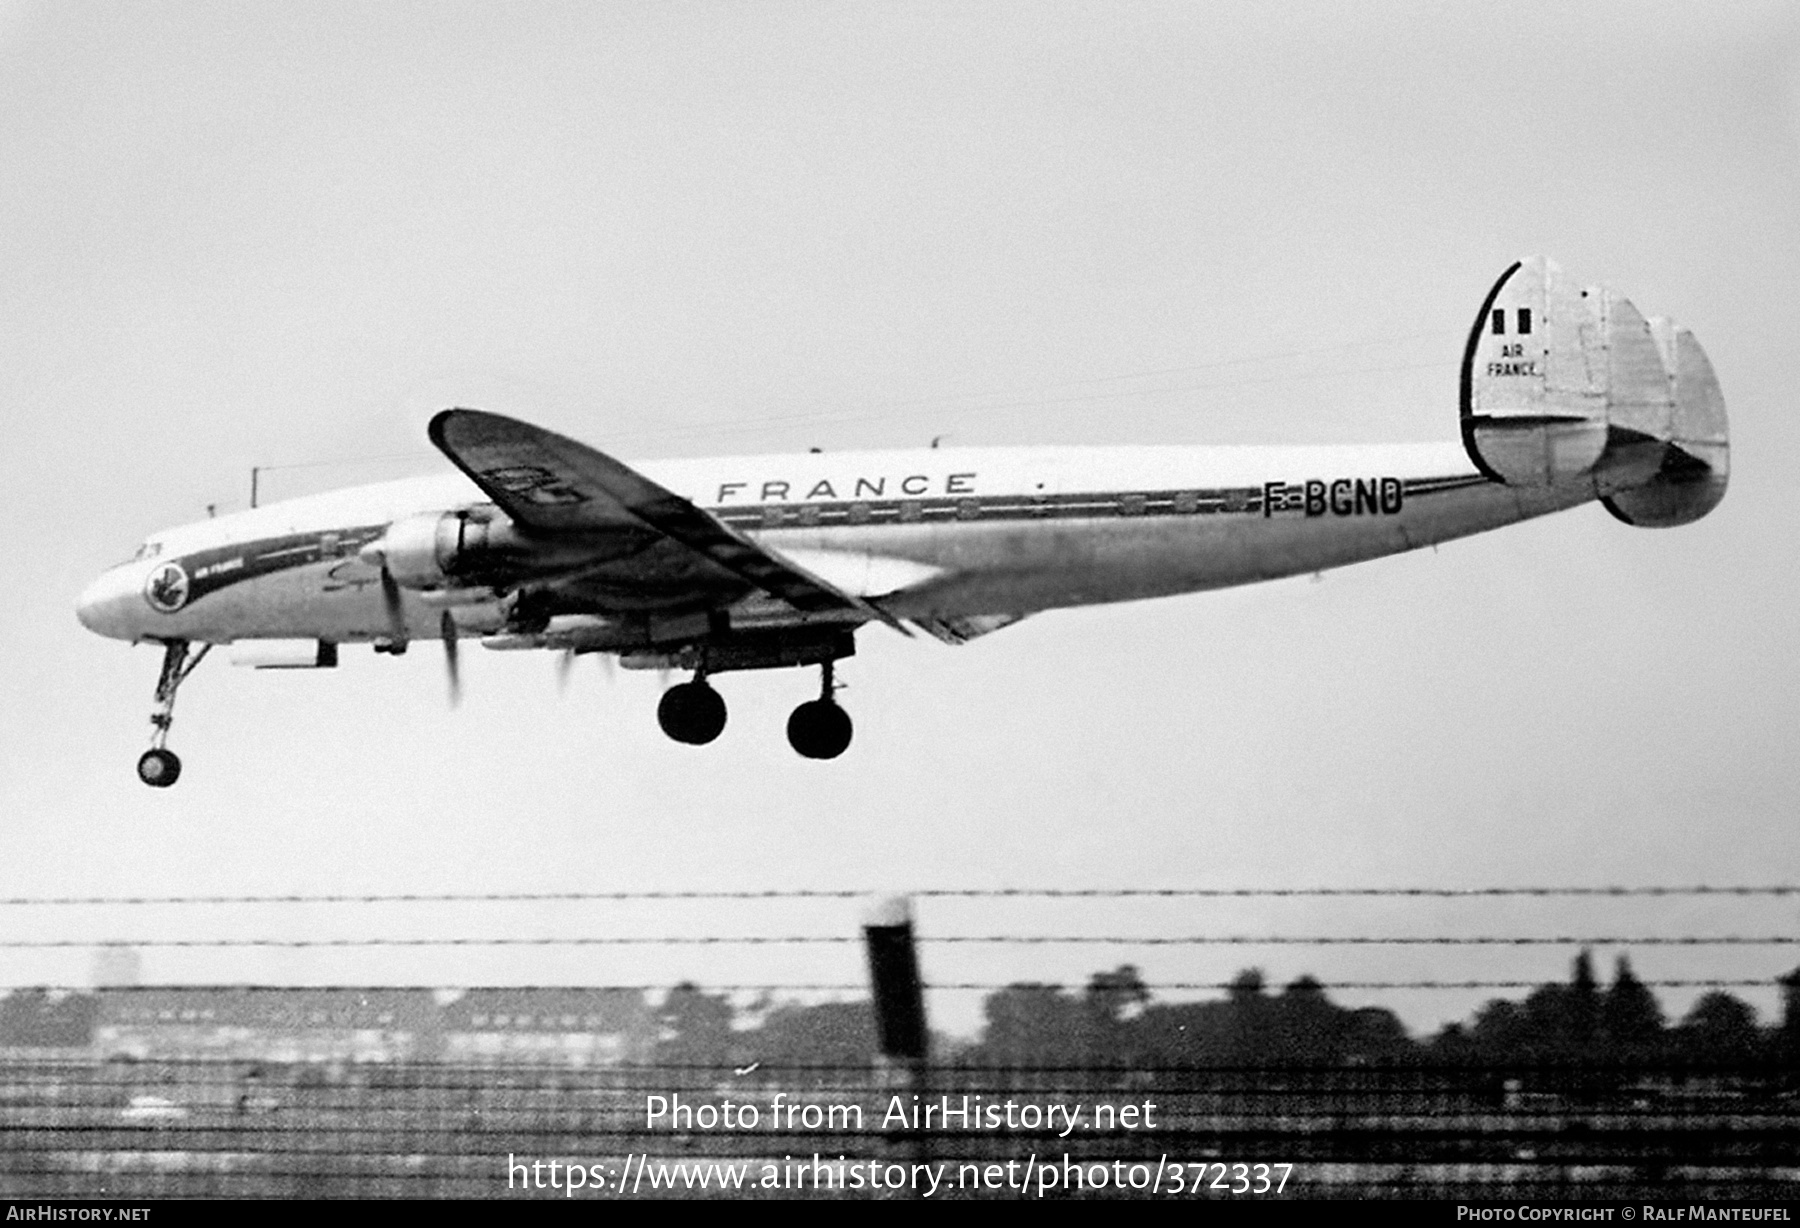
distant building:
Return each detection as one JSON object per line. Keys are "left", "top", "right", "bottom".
{"left": 87, "top": 987, "right": 655, "bottom": 1065}
{"left": 94, "top": 987, "right": 441, "bottom": 1063}
{"left": 440, "top": 988, "right": 654, "bottom": 1066}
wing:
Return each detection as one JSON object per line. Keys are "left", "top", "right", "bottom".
{"left": 427, "top": 409, "right": 908, "bottom": 633}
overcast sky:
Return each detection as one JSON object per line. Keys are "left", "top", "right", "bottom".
{"left": 3, "top": 1, "right": 1798, "bottom": 1037}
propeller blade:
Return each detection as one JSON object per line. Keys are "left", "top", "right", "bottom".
{"left": 379, "top": 565, "right": 409, "bottom": 653}
{"left": 440, "top": 610, "right": 461, "bottom": 707}
{"left": 556, "top": 649, "right": 574, "bottom": 694}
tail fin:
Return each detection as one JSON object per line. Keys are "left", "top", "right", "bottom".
{"left": 1604, "top": 318, "right": 1729, "bottom": 526}
{"left": 1460, "top": 257, "right": 1728, "bottom": 525}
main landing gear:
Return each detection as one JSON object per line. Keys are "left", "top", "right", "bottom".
{"left": 137, "top": 639, "right": 209, "bottom": 788}
{"left": 653, "top": 659, "right": 854, "bottom": 760}
{"left": 656, "top": 673, "right": 728, "bottom": 745}
{"left": 787, "top": 659, "right": 852, "bottom": 760}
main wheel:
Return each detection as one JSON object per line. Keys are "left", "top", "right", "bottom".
{"left": 657, "top": 681, "right": 727, "bottom": 745}
{"left": 137, "top": 748, "right": 182, "bottom": 788}
{"left": 786, "top": 700, "right": 853, "bottom": 760}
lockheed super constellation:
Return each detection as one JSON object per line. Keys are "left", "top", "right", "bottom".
{"left": 78, "top": 259, "right": 1728, "bottom": 784}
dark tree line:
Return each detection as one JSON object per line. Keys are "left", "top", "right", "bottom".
{"left": 1429, "top": 952, "right": 1789, "bottom": 1071}
{"left": 645, "top": 955, "right": 1800, "bottom": 1076}
{"left": 0, "top": 990, "right": 98, "bottom": 1047}
{"left": 941, "top": 954, "right": 1799, "bottom": 1072}
{"left": 652, "top": 981, "right": 877, "bottom": 1084}
{"left": 955, "top": 966, "right": 1412, "bottom": 1070}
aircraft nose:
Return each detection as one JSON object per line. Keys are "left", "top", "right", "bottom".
{"left": 77, "top": 566, "right": 141, "bottom": 640}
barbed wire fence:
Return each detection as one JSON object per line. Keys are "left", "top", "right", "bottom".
{"left": 0, "top": 885, "right": 1795, "bottom": 1199}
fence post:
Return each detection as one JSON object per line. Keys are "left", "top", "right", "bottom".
{"left": 864, "top": 895, "right": 928, "bottom": 1193}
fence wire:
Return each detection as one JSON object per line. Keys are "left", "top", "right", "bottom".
{"left": 0, "top": 885, "right": 1793, "bottom": 1199}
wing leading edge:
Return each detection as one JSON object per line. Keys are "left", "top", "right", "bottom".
{"left": 427, "top": 409, "right": 909, "bottom": 634}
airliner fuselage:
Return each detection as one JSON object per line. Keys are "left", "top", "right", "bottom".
{"left": 78, "top": 442, "right": 1573, "bottom": 649}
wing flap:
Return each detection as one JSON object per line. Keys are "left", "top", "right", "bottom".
{"left": 769, "top": 548, "right": 944, "bottom": 599}
{"left": 912, "top": 612, "right": 1029, "bottom": 645}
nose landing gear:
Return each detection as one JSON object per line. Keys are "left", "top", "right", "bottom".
{"left": 786, "top": 659, "right": 853, "bottom": 760}
{"left": 137, "top": 639, "right": 209, "bottom": 788}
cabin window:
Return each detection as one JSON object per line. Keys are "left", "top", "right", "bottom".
{"left": 899, "top": 501, "right": 923, "bottom": 523}
{"left": 847, "top": 502, "right": 871, "bottom": 525}
{"left": 1517, "top": 307, "right": 1532, "bottom": 334}
{"left": 1174, "top": 491, "right": 1199, "bottom": 514}
{"left": 319, "top": 532, "right": 342, "bottom": 558}
{"left": 797, "top": 504, "right": 820, "bottom": 527}
{"left": 1491, "top": 309, "right": 1505, "bottom": 335}
{"left": 1120, "top": 494, "right": 1147, "bottom": 516}
{"left": 956, "top": 498, "right": 980, "bottom": 521}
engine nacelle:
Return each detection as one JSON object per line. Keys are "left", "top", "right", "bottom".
{"left": 360, "top": 509, "right": 527, "bottom": 590}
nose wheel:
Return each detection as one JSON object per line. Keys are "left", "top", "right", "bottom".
{"left": 657, "top": 677, "right": 727, "bottom": 745}
{"left": 137, "top": 748, "right": 181, "bottom": 788}
{"left": 786, "top": 660, "right": 852, "bottom": 760}
{"left": 138, "top": 639, "right": 208, "bottom": 788}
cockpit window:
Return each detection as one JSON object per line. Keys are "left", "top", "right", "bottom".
{"left": 133, "top": 541, "right": 163, "bottom": 561}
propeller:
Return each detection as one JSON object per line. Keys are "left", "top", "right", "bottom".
{"left": 377, "top": 563, "right": 409, "bottom": 654}
{"left": 556, "top": 649, "right": 616, "bottom": 693}
{"left": 440, "top": 610, "right": 461, "bottom": 707}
